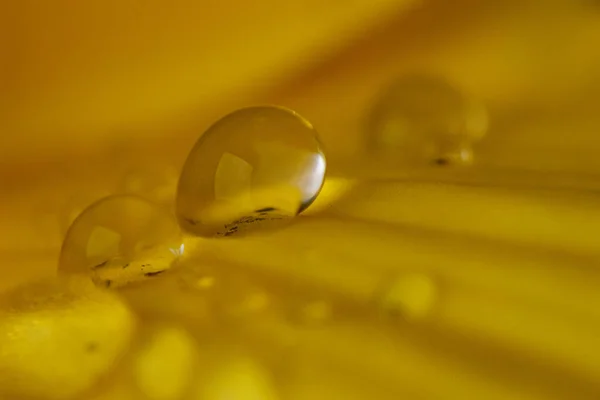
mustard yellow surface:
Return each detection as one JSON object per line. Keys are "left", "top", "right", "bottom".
{"left": 1, "top": 0, "right": 600, "bottom": 399}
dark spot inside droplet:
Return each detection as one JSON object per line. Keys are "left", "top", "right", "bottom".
{"left": 145, "top": 270, "right": 165, "bottom": 277}
{"left": 86, "top": 342, "right": 99, "bottom": 353}
{"left": 123, "top": 263, "right": 130, "bottom": 269}
{"left": 184, "top": 218, "right": 198, "bottom": 225}
{"left": 255, "top": 207, "right": 276, "bottom": 213}
{"left": 92, "top": 260, "right": 108, "bottom": 270}
{"left": 105, "top": 280, "right": 112, "bottom": 288}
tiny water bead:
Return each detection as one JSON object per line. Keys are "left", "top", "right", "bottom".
{"left": 176, "top": 106, "right": 326, "bottom": 238}
{"left": 367, "top": 74, "right": 488, "bottom": 166}
{"left": 59, "top": 195, "right": 184, "bottom": 288}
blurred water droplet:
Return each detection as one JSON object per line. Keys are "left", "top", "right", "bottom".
{"left": 134, "top": 325, "right": 198, "bottom": 400}
{"left": 177, "top": 106, "right": 326, "bottom": 238}
{"left": 368, "top": 74, "right": 488, "bottom": 167}
{"left": 195, "top": 356, "right": 279, "bottom": 400}
{"left": 378, "top": 273, "right": 437, "bottom": 320}
{"left": 0, "top": 277, "right": 135, "bottom": 400}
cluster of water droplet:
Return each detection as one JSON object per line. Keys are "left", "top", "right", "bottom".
{"left": 4, "top": 76, "right": 489, "bottom": 399}
{"left": 57, "top": 106, "right": 328, "bottom": 288}
{"left": 56, "top": 78, "right": 484, "bottom": 288}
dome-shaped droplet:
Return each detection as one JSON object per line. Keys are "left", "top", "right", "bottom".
{"left": 176, "top": 106, "right": 326, "bottom": 238}
{"left": 59, "top": 195, "right": 184, "bottom": 288}
{"left": 368, "top": 74, "right": 488, "bottom": 166}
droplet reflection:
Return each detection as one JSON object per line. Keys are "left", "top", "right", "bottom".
{"left": 59, "top": 195, "right": 183, "bottom": 288}
{"left": 177, "top": 106, "right": 326, "bottom": 238}
{"left": 368, "top": 74, "right": 488, "bottom": 167}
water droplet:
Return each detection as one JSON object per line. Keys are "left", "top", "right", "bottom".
{"left": 59, "top": 195, "right": 183, "bottom": 288}
{"left": 368, "top": 74, "right": 488, "bottom": 166}
{"left": 176, "top": 106, "right": 326, "bottom": 238}
{"left": 378, "top": 273, "right": 437, "bottom": 320}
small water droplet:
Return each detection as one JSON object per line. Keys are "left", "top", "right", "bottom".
{"left": 59, "top": 195, "right": 183, "bottom": 288}
{"left": 378, "top": 273, "right": 437, "bottom": 320}
{"left": 176, "top": 106, "right": 326, "bottom": 238}
{"left": 367, "top": 74, "right": 488, "bottom": 167}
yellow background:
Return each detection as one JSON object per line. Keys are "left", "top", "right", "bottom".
{"left": 1, "top": 1, "right": 600, "bottom": 397}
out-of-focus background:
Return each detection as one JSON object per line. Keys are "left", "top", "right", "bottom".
{"left": 1, "top": 0, "right": 600, "bottom": 398}
{"left": 2, "top": 0, "right": 600, "bottom": 261}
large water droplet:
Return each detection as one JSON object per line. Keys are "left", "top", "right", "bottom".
{"left": 59, "top": 195, "right": 183, "bottom": 288}
{"left": 368, "top": 74, "right": 488, "bottom": 166}
{"left": 176, "top": 106, "right": 326, "bottom": 238}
